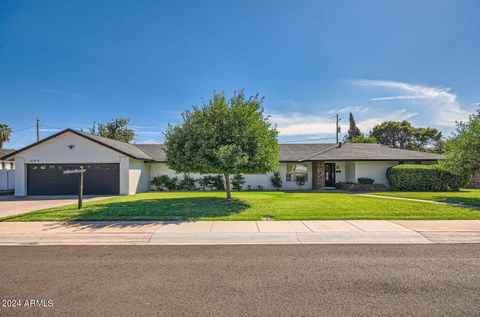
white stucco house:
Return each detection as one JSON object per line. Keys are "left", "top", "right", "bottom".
{"left": 0, "top": 129, "right": 441, "bottom": 197}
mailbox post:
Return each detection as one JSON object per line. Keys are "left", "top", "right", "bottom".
{"left": 63, "top": 166, "right": 86, "bottom": 209}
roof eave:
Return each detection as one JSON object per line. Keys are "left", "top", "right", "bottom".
{"left": 1, "top": 128, "right": 150, "bottom": 161}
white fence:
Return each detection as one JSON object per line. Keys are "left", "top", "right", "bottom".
{"left": 0, "top": 169, "right": 14, "bottom": 190}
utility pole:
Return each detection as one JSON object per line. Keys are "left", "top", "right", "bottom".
{"left": 36, "top": 118, "right": 40, "bottom": 142}
{"left": 335, "top": 114, "right": 341, "bottom": 144}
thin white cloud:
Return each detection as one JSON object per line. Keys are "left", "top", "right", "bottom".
{"left": 269, "top": 113, "right": 336, "bottom": 136}
{"left": 327, "top": 106, "right": 372, "bottom": 114}
{"left": 136, "top": 138, "right": 162, "bottom": 144}
{"left": 356, "top": 109, "right": 418, "bottom": 132}
{"left": 134, "top": 130, "right": 164, "bottom": 136}
{"left": 347, "top": 79, "right": 469, "bottom": 126}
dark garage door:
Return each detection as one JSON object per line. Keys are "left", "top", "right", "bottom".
{"left": 27, "top": 164, "right": 119, "bottom": 195}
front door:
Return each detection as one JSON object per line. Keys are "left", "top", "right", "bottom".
{"left": 325, "top": 163, "right": 336, "bottom": 187}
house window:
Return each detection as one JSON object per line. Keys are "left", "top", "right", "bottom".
{"left": 286, "top": 163, "right": 308, "bottom": 182}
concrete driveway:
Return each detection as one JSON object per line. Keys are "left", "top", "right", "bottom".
{"left": 0, "top": 195, "right": 114, "bottom": 218}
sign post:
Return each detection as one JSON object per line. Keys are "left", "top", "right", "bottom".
{"left": 63, "top": 166, "right": 87, "bottom": 209}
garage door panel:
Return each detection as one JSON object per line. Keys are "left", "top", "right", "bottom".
{"left": 27, "top": 164, "right": 119, "bottom": 195}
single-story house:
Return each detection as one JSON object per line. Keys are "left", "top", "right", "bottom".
{"left": 0, "top": 129, "right": 441, "bottom": 197}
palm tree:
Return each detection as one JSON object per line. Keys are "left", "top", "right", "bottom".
{"left": 0, "top": 124, "right": 12, "bottom": 149}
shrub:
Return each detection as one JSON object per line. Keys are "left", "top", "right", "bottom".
{"left": 270, "top": 171, "right": 283, "bottom": 190}
{"left": 386, "top": 164, "right": 465, "bottom": 191}
{"left": 213, "top": 175, "right": 225, "bottom": 190}
{"left": 295, "top": 175, "right": 306, "bottom": 189}
{"left": 198, "top": 175, "right": 225, "bottom": 191}
{"left": 151, "top": 175, "right": 178, "bottom": 191}
{"left": 178, "top": 174, "right": 197, "bottom": 190}
{"left": 231, "top": 173, "right": 246, "bottom": 191}
{"left": 358, "top": 177, "right": 374, "bottom": 185}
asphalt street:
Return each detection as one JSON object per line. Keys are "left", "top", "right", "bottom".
{"left": 1, "top": 245, "right": 479, "bottom": 316}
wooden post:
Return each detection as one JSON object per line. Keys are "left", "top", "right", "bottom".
{"left": 78, "top": 166, "right": 84, "bottom": 209}
{"left": 63, "top": 167, "right": 86, "bottom": 209}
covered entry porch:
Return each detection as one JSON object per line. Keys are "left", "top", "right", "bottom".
{"left": 310, "top": 160, "right": 398, "bottom": 190}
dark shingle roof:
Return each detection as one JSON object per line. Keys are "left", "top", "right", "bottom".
{"left": 278, "top": 144, "right": 337, "bottom": 162}
{"left": 0, "top": 128, "right": 442, "bottom": 162}
{"left": 134, "top": 144, "right": 166, "bottom": 161}
{"left": 305, "top": 143, "right": 442, "bottom": 161}
{"left": 0, "top": 149, "right": 14, "bottom": 160}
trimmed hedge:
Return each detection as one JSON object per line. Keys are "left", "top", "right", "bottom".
{"left": 358, "top": 177, "right": 374, "bottom": 185}
{"left": 386, "top": 164, "right": 464, "bottom": 191}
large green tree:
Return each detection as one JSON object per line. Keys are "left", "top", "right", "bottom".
{"left": 346, "top": 112, "right": 361, "bottom": 141}
{"left": 349, "top": 134, "right": 377, "bottom": 143}
{"left": 164, "top": 91, "right": 279, "bottom": 200}
{"left": 440, "top": 109, "right": 480, "bottom": 180}
{"left": 370, "top": 120, "right": 414, "bottom": 148}
{"left": 90, "top": 118, "right": 135, "bottom": 143}
{"left": 370, "top": 120, "right": 443, "bottom": 152}
{"left": 0, "top": 123, "right": 12, "bottom": 149}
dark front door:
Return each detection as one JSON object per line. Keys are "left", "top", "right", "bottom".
{"left": 325, "top": 163, "right": 336, "bottom": 187}
{"left": 27, "top": 163, "right": 119, "bottom": 195}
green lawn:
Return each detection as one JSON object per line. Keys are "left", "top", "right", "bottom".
{"left": 369, "top": 189, "right": 480, "bottom": 207}
{"left": 2, "top": 191, "right": 480, "bottom": 221}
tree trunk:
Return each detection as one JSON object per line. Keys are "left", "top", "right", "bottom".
{"left": 224, "top": 173, "right": 231, "bottom": 201}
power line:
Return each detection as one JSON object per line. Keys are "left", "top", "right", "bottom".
{"left": 12, "top": 125, "right": 35, "bottom": 133}
{"left": 283, "top": 137, "right": 336, "bottom": 143}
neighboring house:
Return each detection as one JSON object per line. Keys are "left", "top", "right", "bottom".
{"left": 0, "top": 149, "right": 15, "bottom": 170}
{"left": 0, "top": 149, "right": 15, "bottom": 192}
{"left": 0, "top": 129, "right": 441, "bottom": 197}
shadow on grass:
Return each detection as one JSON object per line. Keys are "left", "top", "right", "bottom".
{"left": 433, "top": 196, "right": 480, "bottom": 207}
{"left": 2, "top": 197, "right": 251, "bottom": 224}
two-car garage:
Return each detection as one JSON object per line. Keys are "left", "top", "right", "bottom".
{"left": 1, "top": 129, "right": 153, "bottom": 197}
{"left": 27, "top": 163, "right": 120, "bottom": 195}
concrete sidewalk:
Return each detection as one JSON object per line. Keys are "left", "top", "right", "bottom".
{"left": 1, "top": 220, "right": 480, "bottom": 245}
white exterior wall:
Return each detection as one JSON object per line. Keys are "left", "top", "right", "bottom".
{"left": 344, "top": 161, "right": 356, "bottom": 183}
{"left": 10, "top": 132, "right": 130, "bottom": 196}
{"left": 354, "top": 161, "right": 398, "bottom": 186}
{"left": 129, "top": 159, "right": 150, "bottom": 194}
{"left": 14, "top": 157, "right": 26, "bottom": 196}
{"left": 149, "top": 162, "right": 313, "bottom": 190}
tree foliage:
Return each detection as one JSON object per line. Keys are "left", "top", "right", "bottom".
{"left": 231, "top": 173, "right": 246, "bottom": 191}
{"left": 440, "top": 109, "right": 480, "bottom": 179}
{"left": 343, "top": 113, "right": 376, "bottom": 144}
{"left": 346, "top": 112, "right": 361, "bottom": 141}
{"left": 0, "top": 123, "right": 12, "bottom": 149}
{"left": 295, "top": 175, "right": 306, "bottom": 189}
{"left": 90, "top": 118, "right": 135, "bottom": 143}
{"left": 349, "top": 134, "right": 377, "bottom": 143}
{"left": 370, "top": 120, "right": 443, "bottom": 152}
{"left": 164, "top": 90, "right": 279, "bottom": 199}
{"left": 270, "top": 171, "right": 283, "bottom": 190}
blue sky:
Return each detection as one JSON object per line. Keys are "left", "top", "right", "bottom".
{"left": 1, "top": 0, "right": 479, "bottom": 148}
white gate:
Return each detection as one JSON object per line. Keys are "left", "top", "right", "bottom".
{"left": 0, "top": 169, "right": 14, "bottom": 190}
